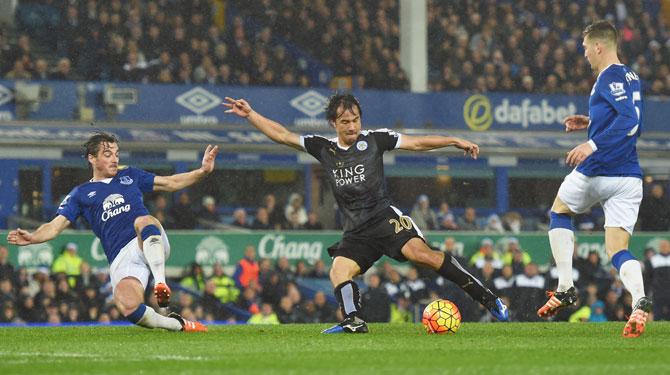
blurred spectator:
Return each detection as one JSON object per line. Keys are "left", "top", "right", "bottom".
{"left": 493, "top": 265, "right": 516, "bottom": 300}
{"left": 484, "top": 214, "right": 505, "bottom": 233}
{"left": 309, "top": 260, "right": 328, "bottom": 279}
{"left": 0, "top": 245, "right": 14, "bottom": 280}
{"left": 51, "top": 242, "right": 83, "bottom": 288}
{"left": 440, "top": 237, "right": 466, "bottom": 265}
{"left": 410, "top": 194, "right": 438, "bottom": 231}
{"left": 261, "top": 271, "right": 284, "bottom": 307}
{"left": 33, "top": 58, "right": 49, "bottom": 80}
{"left": 277, "top": 295, "right": 300, "bottom": 323}
{"left": 313, "top": 291, "right": 336, "bottom": 323}
{"left": 5, "top": 60, "right": 32, "bottom": 80}
{"left": 502, "top": 211, "right": 523, "bottom": 234}
{"left": 210, "top": 263, "right": 239, "bottom": 304}
{"left": 361, "top": 273, "right": 391, "bottom": 322}
{"left": 575, "top": 208, "right": 598, "bottom": 231}
{"left": 577, "top": 251, "right": 612, "bottom": 295}
{"left": 304, "top": 211, "right": 324, "bottom": 230}
{"left": 251, "top": 207, "right": 272, "bottom": 230}
{"left": 248, "top": 302, "right": 280, "bottom": 324}
{"left": 645, "top": 239, "right": 670, "bottom": 320}
{"left": 390, "top": 295, "right": 413, "bottom": 323}
{"left": 236, "top": 286, "right": 260, "bottom": 315}
{"left": 50, "top": 58, "right": 75, "bottom": 80}
{"left": 589, "top": 300, "right": 608, "bottom": 322}
{"left": 231, "top": 208, "right": 250, "bottom": 229}
{"left": 639, "top": 184, "right": 670, "bottom": 231}
{"left": 181, "top": 262, "right": 206, "bottom": 292}
{"left": 399, "top": 267, "right": 429, "bottom": 304}
{"left": 502, "top": 238, "right": 532, "bottom": 274}
{"left": 469, "top": 238, "right": 503, "bottom": 270}
{"left": 284, "top": 193, "right": 307, "bottom": 229}
{"left": 513, "top": 262, "right": 545, "bottom": 322}
{"left": 233, "top": 245, "right": 259, "bottom": 289}
{"left": 170, "top": 192, "right": 198, "bottom": 229}
{"left": 199, "top": 195, "right": 220, "bottom": 224}
{"left": 458, "top": 207, "right": 481, "bottom": 231}
{"left": 437, "top": 202, "right": 458, "bottom": 230}
{"left": 263, "top": 193, "right": 285, "bottom": 230}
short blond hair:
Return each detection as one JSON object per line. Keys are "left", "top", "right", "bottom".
{"left": 583, "top": 20, "right": 618, "bottom": 47}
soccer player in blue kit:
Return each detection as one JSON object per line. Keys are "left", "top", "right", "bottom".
{"left": 537, "top": 21, "right": 651, "bottom": 338}
{"left": 7, "top": 132, "right": 217, "bottom": 332}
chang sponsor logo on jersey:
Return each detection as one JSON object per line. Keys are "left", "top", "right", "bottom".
{"left": 101, "top": 193, "right": 130, "bottom": 221}
{"left": 332, "top": 164, "right": 366, "bottom": 186}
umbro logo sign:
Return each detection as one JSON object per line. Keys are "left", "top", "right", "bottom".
{"left": 87, "top": 191, "right": 97, "bottom": 198}
{"left": 120, "top": 176, "right": 133, "bottom": 185}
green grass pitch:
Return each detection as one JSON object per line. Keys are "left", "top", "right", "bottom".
{"left": 1, "top": 322, "right": 669, "bottom": 374}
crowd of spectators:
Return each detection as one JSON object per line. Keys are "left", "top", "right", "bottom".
{"left": 2, "top": 236, "right": 670, "bottom": 325}
{"left": 427, "top": 0, "right": 670, "bottom": 96}
{"left": 4, "top": 0, "right": 667, "bottom": 95}
{"left": 146, "top": 192, "right": 324, "bottom": 231}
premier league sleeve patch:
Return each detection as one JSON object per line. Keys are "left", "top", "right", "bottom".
{"left": 608, "top": 82, "right": 625, "bottom": 96}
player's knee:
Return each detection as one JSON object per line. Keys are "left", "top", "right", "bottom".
{"left": 549, "top": 211, "right": 574, "bottom": 231}
{"left": 114, "top": 294, "right": 141, "bottom": 316}
{"left": 134, "top": 215, "right": 159, "bottom": 232}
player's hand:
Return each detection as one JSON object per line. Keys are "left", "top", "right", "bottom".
{"left": 7, "top": 228, "right": 33, "bottom": 246}
{"left": 563, "top": 115, "right": 589, "bottom": 132}
{"left": 200, "top": 144, "right": 219, "bottom": 174}
{"left": 566, "top": 142, "right": 594, "bottom": 167}
{"left": 454, "top": 139, "right": 479, "bottom": 160}
{"left": 222, "top": 97, "right": 252, "bottom": 118}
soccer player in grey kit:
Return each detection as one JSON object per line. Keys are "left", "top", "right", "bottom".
{"left": 224, "top": 94, "right": 509, "bottom": 333}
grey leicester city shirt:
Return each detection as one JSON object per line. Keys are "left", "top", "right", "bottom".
{"left": 301, "top": 129, "right": 401, "bottom": 233}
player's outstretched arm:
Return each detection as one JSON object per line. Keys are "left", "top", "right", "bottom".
{"left": 223, "top": 97, "right": 302, "bottom": 151}
{"left": 563, "top": 115, "right": 589, "bottom": 132}
{"left": 399, "top": 134, "right": 479, "bottom": 159}
{"left": 154, "top": 144, "right": 219, "bottom": 192}
{"left": 7, "top": 215, "right": 71, "bottom": 246}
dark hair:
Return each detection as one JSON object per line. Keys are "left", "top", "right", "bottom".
{"left": 82, "top": 131, "right": 118, "bottom": 164}
{"left": 583, "top": 20, "right": 618, "bottom": 46}
{"left": 325, "top": 93, "right": 362, "bottom": 122}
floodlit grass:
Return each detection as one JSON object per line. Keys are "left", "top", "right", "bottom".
{"left": 0, "top": 322, "right": 668, "bottom": 374}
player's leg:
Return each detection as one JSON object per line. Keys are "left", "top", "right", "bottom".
{"left": 322, "top": 255, "right": 368, "bottom": 333}
{"left": 134, "top": 215, "right": 170, "bottom": 307}
{"left": 401, "top": 238, "right": 508, "bottom": 321}
{"left": 601, "top": 178, "right": 651, "bottom": 337}
{"left": 114, "top": 277, "right": 183, "bottom": 331}
{"left": 538, "top": 173, "right": 588, "bottom": 318}
{"left": 110, "top": 241, "right": 206, "bottom": 332}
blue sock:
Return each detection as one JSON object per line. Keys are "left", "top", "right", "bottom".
{"left": 549, "top": 212, "right": 574, "bottom": 231}
{"left": 125, "top": 304, "right": 147, "bottom": 324}
{"left": 611, "top": 250, "right": 636, "bottom": 271}
{"left": 141, "top": 225, "right": 161, "bottom": 240}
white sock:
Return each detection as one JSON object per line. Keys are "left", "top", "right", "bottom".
{"left": 137, "top": 307, "right": 182, "bottom": 331}
{"left": 549, "top": 228, "right": 575, "bottom": 292}
{"left": 619, "top": 260, "right": 645, "bottom": 309}
{"left": 143, "top": 235, "right": 166, "bottom": 285}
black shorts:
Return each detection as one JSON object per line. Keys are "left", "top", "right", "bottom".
{"left": 327, "top": 206, "right": 424, "bottom": 273}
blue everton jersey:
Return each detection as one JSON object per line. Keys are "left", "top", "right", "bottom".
{"left": 57, "top": 166, "right": 155, "bottom": 264}
{"left": 577, "top": 64, "right": 643, "bottom": 178}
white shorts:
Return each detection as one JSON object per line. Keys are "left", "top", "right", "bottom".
{"left": 109, "top": 228, "right": 171, "bottom": 291}
{"left": 557, "top": 170, "right": 642, "bottom": 234}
